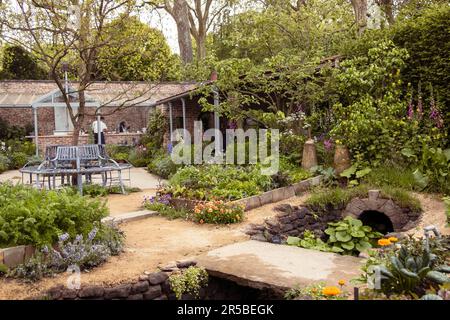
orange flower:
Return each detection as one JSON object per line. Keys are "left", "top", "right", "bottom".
{"left": 208, "top": 208, "right": 213, "bottom": 213}
{"left": 378, "top": 238, "right": 392, "bottom": 246}
{"left": 194, "top": 208, "right": 200, "bottom": 214}
{"left": 322, "top": 286, "right": 341, "bottom": 296}
{"left": 388, "top": 237, "right": 398, "bottom": 243}
{"left": 220, "top": 209, "right": 224, "bottom": 213}
{"left": 199, "top": 219, "right": 204, "bottom": 224}
{"left": 338, "top": 279, "right": 345, "bottom": 286}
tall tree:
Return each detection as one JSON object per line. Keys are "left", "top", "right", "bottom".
{"left": 0, "top": 45, "right": 47, "bottom": 79}
{"left": 96, "top": 15, "right": 180, "bottom": 81}
{"left": 0, "top": 0, "right": 159, "bottom": 145}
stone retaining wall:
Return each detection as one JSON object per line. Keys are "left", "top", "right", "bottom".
{"left": 41, "top": 260, "right": 198, "bottom": 300}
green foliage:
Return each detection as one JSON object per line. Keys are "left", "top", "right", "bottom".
{"left": 377, "top": 246, "right": 449, "bottom": 294}
{"left": 81, "top": 184, "right": 141, "bottom": 197}
{"left": 340, "top": 163, "right": 372, "bottom": 186}
{"left": 147, "top": 151, "right": 179, "bottom": 179}
{"left": 0, "top": 154, "right": 9, "bottom": 173}
{"left": 324, "top": 217, "right": 382, "bottom": 255}
{"left": 169, "top": 266, "right": 208, "bottom": 300}
{"left": 0, "top": 184, "right": 108, "bottom": 248}
{"left": 285, "top": 282, "right": 348, "bottom": 300}
{"left": 167, "top": 165, "right": 272, "bottom": 201}
{"left": 444, "top": 197, "right": 450, "bottom": 226}
{"left": 96, "top": 16, "right": 180, "bottom": 81}
{"left": 401, "top": 145, "right": 450, "bottom": 194}
{"left": 330, "top": 40, "right": 412, "bottom": 165}
{"left": 362, "top": 166, "right": 418, "bottom": 191}
{"left": 305, "top": 185, "right": 369, "bottom": 210}
{"left": 0, "top": 263, "right": 8, "bottom": 275}
{"left": 0, "top": 117, "right": 34, "bottom": 141}
{"left": 0, "top": 45, "right": 47, "bottom": 80}
{"left": 287, "top": 230, "right": 332, "bottom": 253}
{"left": 141, "top": 109, "right": 168, "bottom": 151}
{"left": 392, "top": 4, "right": 450, "bottom": 123}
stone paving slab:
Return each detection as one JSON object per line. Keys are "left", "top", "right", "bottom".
{"left": 196, "top": 240, "right": 364, "bottom": 292}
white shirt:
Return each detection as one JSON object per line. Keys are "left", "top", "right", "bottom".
{"left": 92, "top": 120, "right": 107, "bottom": 133}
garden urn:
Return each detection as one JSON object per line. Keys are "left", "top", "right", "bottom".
{"left": 301, "top": 139, "right": 318, "bottom": 170}
{"left": 334, "top": 144, "right": 351, "bottom": 175}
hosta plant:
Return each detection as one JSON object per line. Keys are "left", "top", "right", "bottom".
{"left": 324, "top": 216, "right": 383, "bottom": 255}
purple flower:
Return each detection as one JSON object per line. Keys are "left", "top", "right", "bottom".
{"left": 88, "top": 228, "right": 98, "bottom": 241}
{"left": 41, "top": 245, "right": 49, "bottom": 254}
{"left": 167, "top": 143, "right": 173, "bottom": 154}
{"left": 59, "top": 233, "right": 69, "bottom": 242}
{"left": 324, "top": 139, "right": 333, "bottom": 151}
{"left": 407, "top": 102, "right": 414, "bottom": 120}
{"left": 416, "top": 98, "right": 423, "bottom": 119}
{"left": 75, "top": 234, "right": 83, "bottom": 242}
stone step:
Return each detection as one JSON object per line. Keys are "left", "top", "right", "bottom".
{"left": 196, "top": 240, "right": 364, "bottom": 293}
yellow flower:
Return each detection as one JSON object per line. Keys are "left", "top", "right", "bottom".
{"left": 338, "top": 279, "right": 345, "bottom": 286}
{"left": 322, "top": 286, "right": 341, "bottom": 296}
{"left": 378, "top": 238, "right": 392, "bottom": 246}
{"left": 388, "top": 237, "right": 398, "bottom": 243}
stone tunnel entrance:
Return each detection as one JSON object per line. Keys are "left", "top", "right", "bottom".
{"left": 358, "top": 210, "right": 394, "bottom": 234}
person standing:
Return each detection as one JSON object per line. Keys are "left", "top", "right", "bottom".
{"left": 92, "top": 116, "right": 107, "bottom": 145}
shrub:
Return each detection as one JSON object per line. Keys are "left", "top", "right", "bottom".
{"left": 193, "top": 201, "right": 245, "bottom": 224}
{"left": 169, "top": 266, "right": 208, "bottom": 300}
{"left": 0, "top": 154, "right": 9, "bottom": 173}
{"left": 167, "top": 165, "right": 272, "bottom": 201}
{"left": 140, "top": 109, "right": 168, "bottom": 151}
{"left": 147, "top": 152, "right": 179, "bottom": 179}
{"left": 9, "top": 151, "right": 28, "bottom": 168}
{"left": 8, "top": 225, "right": 125, "bottom": 282}
{"left": 362, "top": 166, "right": 418, "bottom": 191}
{"left": 0, "top": 184, "right": 108, "bottom": 248}
{"left": 324, "top": 216, "right": 383, "bottom": 255}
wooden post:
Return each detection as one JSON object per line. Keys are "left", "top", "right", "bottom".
{"left": 169, "top": 102, "right": 173, "bottom": 143}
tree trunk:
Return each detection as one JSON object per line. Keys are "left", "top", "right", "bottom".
{"left": 376, "top": 0, "right": 395, "bottom": 25}
{"left": 195, "top": 33, "right": 207, "bottom": 61}
{"left": 173, "top": 0, "right": 194, "bottom": 64}
{"left": 350, "top": 0, "right": 368, "bottom": 35}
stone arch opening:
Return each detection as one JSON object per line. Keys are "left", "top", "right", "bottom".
{"left": 359, "top": 210, "right": 394, "bottom": 234}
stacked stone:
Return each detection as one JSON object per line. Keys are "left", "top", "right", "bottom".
{"left": 245, "top": 204, "right": 341, "bottom": 244}
{"left": 43, "top": 260, "right": 197, "bottom": 300}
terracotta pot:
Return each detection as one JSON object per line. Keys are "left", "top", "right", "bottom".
{"left": 301, "top": 139, "right": 318, "bottom": 170}
{"left": 334, "top": 144, "right": 351, "bottom": 175}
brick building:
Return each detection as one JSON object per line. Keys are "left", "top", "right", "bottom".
{"left": 0, "top": 80, "right": 220, "bottom": 154}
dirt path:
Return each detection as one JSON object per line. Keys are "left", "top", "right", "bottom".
{"left": 0, "top": 195, "right": 309, "bottom": 300}
{"left": 107, "top": 189, "right": 156, "bottom": 216}
{"left": 1, "top": 192, "right": 447, "bottom": 300}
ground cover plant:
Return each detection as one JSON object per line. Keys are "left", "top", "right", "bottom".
{"left": 285, "top": 281, "right": 349, "bottom": 300}
{"left": 169, "top": 266, "right": 208, "bottom": 300}
{"left": 353, "top": 235, "right": 450, "bottom": 299}
{"left": 0, "top": 183, "right": 108, "bottom": 248}
{"left": 81, "top": 184, "right": 141, "bottom": 197}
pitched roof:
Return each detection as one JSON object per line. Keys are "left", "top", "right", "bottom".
{"left": 0, "top": 80, "right": 203, "bottom": 107}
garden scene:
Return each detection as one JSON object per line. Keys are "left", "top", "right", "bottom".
{"left": 0, "top": 0, "right": 449, "bottom": 302}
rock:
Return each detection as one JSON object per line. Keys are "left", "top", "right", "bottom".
{"left": 47, "top": 285, "right": 64, "bottom": 300}
{"left": 265, "top": 218, "right": 279, "bottom": 228}
{"left": 154, "top": 294, "right": 168, "bottom": 300}
{"left": 127, "top": 294, "right": 144, "bottom": 300}
{"left": 104, "top": 284, "right": 131, "bottom": 299}
{"left": 78, "top": 286, "right": 104, "bottom": 298}
{"left": 138, "top": 275, "right": 149, "bottom": 281}
{"left": 143, "top": 285, "right": 162, "bottom": 300}
{"left": 278, "top": 216, "right": 291, "bottom": 225}
{"left": 274, "top": 203, "right": 292, "bottom": 214}
{"left": 250, "top": 234, "right": 267, "bottom": 242}
{"left": 61, "top": 289, "right": 78, "bottom": 299}
{"left": 176, "top": 260, "right": 197, "bottom": 268}
{"left": 131, "top": 281, "right": 150, "bottom": 294}
{"left": 271, "top": 235, "right": 282, "bottom": 244}
{"left": 148, "top": 272, "right": 169, "bottom": 285}
{"left": 358, "top": 251, "right": 370, "bottom": 259}
{"left": 161, "top": 279, "right": 171, "bottom": 294}
{"left": 281, "top": 224, "right": 294, "bottom": 232}
{"left": 160, "top": 262, "right": 177, "bottom": 272}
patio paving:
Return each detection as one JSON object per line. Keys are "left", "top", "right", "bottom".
{"left": 0, "top": 167, "right": 166, "bottom": 190}
{"left": 196, "top": 240, "right": 364, "bottom": 292}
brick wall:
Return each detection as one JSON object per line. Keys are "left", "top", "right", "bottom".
{"left": 32, "top": 133, "right": 143, "bottom": 154}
